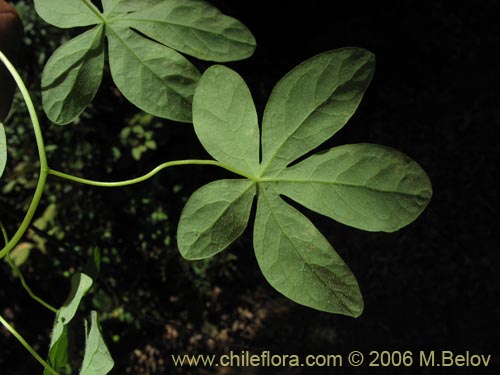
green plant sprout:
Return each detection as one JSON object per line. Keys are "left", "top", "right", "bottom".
{"left": 0, "top": 1, "right": 432, "bottom": 373}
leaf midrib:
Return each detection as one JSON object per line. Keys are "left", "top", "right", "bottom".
{"left": 260, "top": 58, "right": 346, "bottom": 175}
{"left": 115, "top": 17, "right": 255, "bottom": 48}
{"left": 258, "top": 177, "right": 430, "bottom": 200}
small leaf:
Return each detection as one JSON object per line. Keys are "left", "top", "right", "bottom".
{"left": 80, "top": 311, "right": 114, "bottom": 375}
{"left": 42, "top": 25, "right": 105, "bottom": 125}
{"left": 116, "top": 0, "right": 256, "bottom": 61}
{"left": 193, "top": 65, "right": 260, "bottom": 175}
{"left": 34, "top": 0, "right": 101, "bottom": 28}
{"left": 0, "top": 122, "right": 6, "bottom": 178}
{"left": 106, "top": 25, "right": 200, "bottom": 122}
{"left": 274, "top": 144, "right": 433, "bottom": 232}
{"left": 177, "top": 179, "right": 256, "bottom": 260}
{"left": 261, "top": 48, "right": 375, "bottom": 176}
{"left": 46, "top": 273, "right": 93, "bottom": 374}
{"left": 52, "top": 273, "right": 93, "bottom": 342}
{"left": 253, "top": 189, "right": 363, "bottom": 316}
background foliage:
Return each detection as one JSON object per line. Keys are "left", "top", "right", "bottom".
{"left": 1, "top": 0, "right": 499, "bottom": 374}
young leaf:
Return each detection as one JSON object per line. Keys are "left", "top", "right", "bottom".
{"left": 46, "top": 273, "right": 93, "bottom": 374}
{"left": 0, "top": 122, "right": 6, "bottom": 178}
{"left": 50, "top": 273, "right": 93, "bottom": 349}
{"left": 116, "top": 0, "right": 256, "bottom": 61}
{"left": 177, "top": 179, "right": 256, "bottom": 260}
{"left": 274, "top": 144, "right": 432, "bottom": 232}
{"left": 261, "top": 48, "right": 375, "bottom": 176}
{"left": 80, "top": 311, "right": 114, "bottom": 375}
{"left": 41, "top": 25, "right": 105, "bottom": 125}
{"left": 106, "top": 25, "right": 200, "bottom": 123}
{"left": 34, "top": 0, "right": 101, "bottom": 28}
{"left": 254, "top": 188, "right": 363, "bottom": 316}
{"left": 193, "top": 65, "right": 260, "bottom": 175}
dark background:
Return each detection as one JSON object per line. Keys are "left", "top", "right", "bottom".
{"left": 1, "top": 1, "right": 499, "bottom": 374}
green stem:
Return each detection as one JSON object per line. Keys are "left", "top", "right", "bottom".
{"left": 1, "top": 224, "right": 57, "bottom": 313}
{"left": 0, "top": 51, "right": 49, "bottom": 261}
{"left": 7, "top": 255, "right": 59, "bottom": 313}
{"left": 48, "top": 159, "right": 257, "bottom": 187}
{"left": 0, "top": 315, "right": 59, "bottom": 375}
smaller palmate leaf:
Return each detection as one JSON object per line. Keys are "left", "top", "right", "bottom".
{"left": 261, "top": 47, "right": 375, "bottom": 176}
{"left": 106, "top": 25, "right": 200, "bottom": 123}
{"left": 115, "top": 0, "right": 256, "bottom": 62}
{"left": 80, "top": 311, "right": 114, "bottom": 375}
{"left": 42, "top": 25, "right": 105, "bottom": 125}
{"left": 193, "top": 65, "right": 260, "bottom": 175}
{"left": 254, "top": 188, "right": 363, "bottom": 316}
{"left": 34, "top": 0, "right": 101, "bottom": 28}
{"left": 0, "top": 122, "right": 6, "bottom": 178}
{"left": 274, "top": 144, "right": 432, "bottom": 232}
{"left": 177, "top": 179, "right": 256, "bottom": 260}
{"left": 46, "top": 273, "right": 93, "bottom": 375}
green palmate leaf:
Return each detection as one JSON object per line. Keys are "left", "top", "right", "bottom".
{"left": 254, "top": 188, "right": 363, "bottom": 316}
{"left": 45, "top": 273, "right": 93, "bottom": 375}
{"left": 261, "top": 47, "right": 375, "bottom": 176}
{"left": 177, "top": 179, "right": 256, "bottom": 260}
{"left": 106, "top": 25, "right": 200, "bottom": 123}
{"left": 80, "top": 311, "right": 114, "bottom": 375}
{"left": 179, "top": 48, "right": 432, "bottom": 316}
{"left": 273, "top": 144, "right": 432, "bottom": 232}
{"left": 34, "top": 0, "right": 101, "bottom": 28}
{"left": 0, "top": 122, "right": 6, "bottom": 178}
{"left": 115, "top": 0, "right": 256, "bottom": 61}
{"left": 42, "top": 25, "right": 105, "bottom": 125}
{"left": 193, "top": 65, "right": 260, "bottom": 175}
